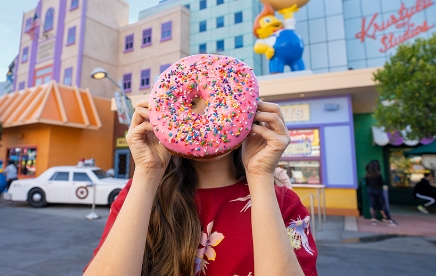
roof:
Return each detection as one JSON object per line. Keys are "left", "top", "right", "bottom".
{"left": 0, "top": 81, "right": 102, "bottom": 129}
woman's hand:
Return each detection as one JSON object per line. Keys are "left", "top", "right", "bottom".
{"left": 242, "top": 101, "right": 291, "bottom": 177}
{"left": 126, "top": 99, "right": 171, "bottom": 170}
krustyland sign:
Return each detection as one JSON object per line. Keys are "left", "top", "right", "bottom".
{"left": 356, "top": 0, "right": 434, "bottom": 53}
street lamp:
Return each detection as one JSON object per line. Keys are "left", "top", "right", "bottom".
{"left": 90, "top": 67, "right": 134, "bottom": 126}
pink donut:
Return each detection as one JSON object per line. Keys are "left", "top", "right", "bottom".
{"left": 148, "top": 54, "right": 259, "bottom": 159}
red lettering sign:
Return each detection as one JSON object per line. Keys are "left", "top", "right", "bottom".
{"left": 355, "top": 0, "right": 435, "bottom": 53}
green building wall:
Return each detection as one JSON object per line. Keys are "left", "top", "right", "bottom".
{"left": 353, "top": 113, "right": 386, "bottom": 218}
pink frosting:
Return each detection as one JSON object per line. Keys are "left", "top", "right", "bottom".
{"left": 148, "top": 54, "right": 259, "bottom": 158}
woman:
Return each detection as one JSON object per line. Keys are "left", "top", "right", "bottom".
{"left": 365, "top": 160, "right": 397, "bottom": 226}
{"left": 84, "top": 100, "right": 317, "bottom": 275}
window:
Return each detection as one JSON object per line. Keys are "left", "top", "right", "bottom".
{"left": 73, "top": 172, "right": 92, "bottom": 182}
{"left": 34, "top": 66, "right": 53, "bottom": 85}
{"left": 199, "top": 43, "right": 207, "bottom": 53}
{"left": 140, "top": 69, "right": 150, "bottom": 89}
{"left": 216, "top": 40, "right": 224, "bottom": 52}
{"left": 44, "top": 8, "right": 54, "bottom": 31}
{"left": 199, "top": 21, "right": 207, "bottom": 32}
{"left": 200, "top": 0, "right": 207, "bottom": 10}
{"left": 92, "top": 169, "right": 108, "bottom": 179}
{"left": 71, "top": 0, "right": 79, "bottom": 10}
{"left": 216, "top": 16, "right": 224, "bottom": 28}
{"left": 280, "top": 129, "right": 322, "bottom": 185}
{"left": 25, "top": 18, "right": 32, "bottom": 32}
{"left": 18, "top": 81, "right": 25, "bottom": 90}
{"left": 217, "top": 0, "right": 224, "bottom": 5}
{"left": 7, "top": 147, "right": 37, "bottom": 176}
{"left": 234, "top": 11, "right": 243, "bottom": 24}
{"left": 161, "top": 21, "right": 172, "bottom": 41}
{"left": 142, "top": 28, "right": 152, "bottom": 46}
{"left": 66, "top": 26, "right": 76, "bottom": 45}
{"left": 125, "top": 34, "right": 134, "bottom": 51}
{"left": 64, "top": 67, "right": 73, "bottom": 85}
{"left": 235, "top": 35, "right": 243, "bottom": 48}
{"left": 22, "top": 47, "right": 29, "bottom": 63}
{"left": 49, "top": 172, "right": 70, "bottom": 181}
{"left": 123, "top": 73, "right": 132, "bottom": 92}
{"left": 185, "top": 4, "right": 190, "bottom": 9}
{"left": 160, "top": 64, "right": 171, "bottom": 73}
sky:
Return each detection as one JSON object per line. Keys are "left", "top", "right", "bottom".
{"left": 0, "top": 0, "right": 160, "bottom": 82}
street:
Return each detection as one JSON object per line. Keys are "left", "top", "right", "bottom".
{"left": 1, "top": 201, "right": 435, "bottom": 276}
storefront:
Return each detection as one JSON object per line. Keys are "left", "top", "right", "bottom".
{"left": 0, "top": 81, "right": 115, "bottom": 177}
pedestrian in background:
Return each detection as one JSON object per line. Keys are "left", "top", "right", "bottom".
{"left": 413, "top": 172, "right": 436, "bottom": 214}
{"left": 365, "top": 160, "right": 397, "bottom": 226}
{"left": 3, "top": 160, "right": 18, "bottom": 191}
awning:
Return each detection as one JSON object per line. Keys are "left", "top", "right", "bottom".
{"left": 0, "top": 81, "right": 101, "bottom": 129}
{"left": 404, "top": 141, "right": 436, "bottom": 157}
{"left": 371, "top": 126, "right": 434, "bottom": 146}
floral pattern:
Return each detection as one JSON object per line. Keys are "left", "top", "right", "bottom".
{"left": 195, "top": 221, "right": 225, "bottom": 275}
{"left": 286, "top": 216, "right": 314, "bottom": 255}
{"left": 230, "top": 194, "right": 252, "bottom": 212}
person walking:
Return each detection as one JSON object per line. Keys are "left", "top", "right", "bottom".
{"left": 413, "top": 173, "right": 436, "bottom": 214}
{"left": 365, "top": 160, "right": 397, "bottom": 226}
{"left": 3, "top": 160, "right": 18, "bottom": 191}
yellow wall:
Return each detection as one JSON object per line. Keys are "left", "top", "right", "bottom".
{"left": 292, "top": 187, "right": 359, "bottom": 216}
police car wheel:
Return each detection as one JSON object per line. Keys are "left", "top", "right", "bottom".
{"left": 28, "top": 188, "right": 47, "bottom": 208}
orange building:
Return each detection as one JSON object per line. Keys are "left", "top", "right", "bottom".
{"left": 0, "top": 81, "right": 114, "bottom": 178}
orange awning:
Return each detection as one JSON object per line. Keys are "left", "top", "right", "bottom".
{"left": 0, "top": 81, "right": 102, "bottom": 129}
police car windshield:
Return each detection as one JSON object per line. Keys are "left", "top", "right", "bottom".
{"left": 92, "top": 169, "right": 108, "bottom": 179}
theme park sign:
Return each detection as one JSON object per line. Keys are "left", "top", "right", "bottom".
{"left": 356, "top": 0, "right": 434, "bottom": 53}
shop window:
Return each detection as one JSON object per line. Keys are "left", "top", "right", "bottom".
{"left": 44, "top": 8, "right": 54, "bottom": 32}
{"left": 161, "top": 21, "right": 172, "bottom": 41}
{"left": 124, "top": 34, "right": 134, "bottom": 52}
{"left": 216, "top": 16, "right": 224, "bottom": 28}
{"left": 142, "top": 28, "right": 152, "bottom": 46}
{"left": 123, "top": 73, "right": 132, "bottom": 92}
{"left": 389, "top": 148, "right": 431, "bottom": 188}
{"left": 280, "top": 129, "right": 322, "bottom": 184}
{"left": 50, "top": 172, "right": 70, "bottom": 181}
{"left": 7, "top": 147, "right": 37, "bottom": 176}
{"left": 234, "top": 11, "right": 243, "bottom": 24}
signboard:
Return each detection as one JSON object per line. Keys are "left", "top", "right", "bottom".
{"left": 37, "top": 39, "right": 55, "bottom": 61}
{"left": 356, "top": 0, "right": 434, "bottom": 53}
{"left": 116, "top": 137, "right": 128, "bottom": 148}
{"left": 284, "top": 129, "right": 320, "bottom": 157}
{"left": 281, "top": 104, "right": 310, "bottom": 123}
{"left": 114, "top": 91, "right": 134, "bottom": 126}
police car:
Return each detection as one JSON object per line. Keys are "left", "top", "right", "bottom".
{"left": 3, "top": 166, "right": 128, "bottom": 207}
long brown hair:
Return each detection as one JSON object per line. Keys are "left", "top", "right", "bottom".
{"left": 142, "top": 147, "right": 245, "bottom": 275}
{"left": 365, "top": 160, "right": 381, "bottom": 178}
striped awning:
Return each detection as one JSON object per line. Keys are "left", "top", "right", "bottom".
{"left": 0, "top": 81, "right": 101, "bottom": 129}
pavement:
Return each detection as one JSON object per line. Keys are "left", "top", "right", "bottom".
{"left": 0, "top": 198, "right": 435, "bottom": 276}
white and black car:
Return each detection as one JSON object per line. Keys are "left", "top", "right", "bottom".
{"left": 3, "top": 166, "right": 128, "bottom": 207}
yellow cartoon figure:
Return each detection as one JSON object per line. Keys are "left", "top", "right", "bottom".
{"left": 253, "top": 2, "right": 306, "bottom": 73}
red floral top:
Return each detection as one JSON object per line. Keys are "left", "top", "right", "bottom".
{"left": 86, "top": 179, "right": 318, "bottom": 275}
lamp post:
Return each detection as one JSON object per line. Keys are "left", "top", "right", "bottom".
{"left": 90, "top": 67, "right": 133, "bottom": 126}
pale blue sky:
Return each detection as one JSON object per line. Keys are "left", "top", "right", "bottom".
{"left": 0, "top": 0, "right": 160, "bottom": 82}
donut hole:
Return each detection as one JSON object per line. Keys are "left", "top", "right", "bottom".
{"left": 191, "top": 96, "right": 206, "bottom": 115}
